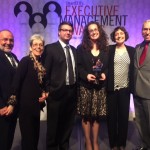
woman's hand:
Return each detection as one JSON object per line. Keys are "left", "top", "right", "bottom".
{"left": 99, "top": 73, "right": 106, "bottom": 80}
{"left": 5, "top": 105, "right": 14, "bottom": 116}
{"left": 39, "top": 92, "right": 49, "bottom": 102}
{"left": 87, "top": 74, "right": 96, "bottom": 82}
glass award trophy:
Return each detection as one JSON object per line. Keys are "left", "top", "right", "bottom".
{"left": 92, "top": 59, "right": 103, "bottom": 84}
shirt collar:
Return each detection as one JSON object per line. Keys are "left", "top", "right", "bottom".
{"left": 59, "top": 39, "right": 70, "bottom": 49}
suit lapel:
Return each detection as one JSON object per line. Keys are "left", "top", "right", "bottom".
{"left": 70, "top": 46, "right": 77, "bottom": 65}
{"left": 136, "top": 45, "right": 142, "bottom": 67}
{"left": 136, "top": 43, "right": 150, "bottom": 67}
{"left": 0, "top": 50, "right": 13, "bottom": 69}
{"left": 109, "top": 45, "right": 116, "bottom": 64}
{"left": 56, "top": 41, "right": 66, "bottom": 58}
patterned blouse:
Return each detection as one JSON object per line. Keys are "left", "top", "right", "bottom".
{"left": 114, "top": 48, "right": 130, "bottom": 90}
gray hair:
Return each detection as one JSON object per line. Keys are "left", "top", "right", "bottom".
{"left": 29, "top": 34, "right": 45, "bottom": 46}
{"left": 142, "top": 19, "right": 150, "bottom": 29}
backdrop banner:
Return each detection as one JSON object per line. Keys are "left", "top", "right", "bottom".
{"left": 1, "top": 0, "right": 149, "bottom": 120}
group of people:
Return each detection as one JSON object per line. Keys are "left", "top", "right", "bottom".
{"left": 0, "top": 19, "right": 150, "bottom": 150}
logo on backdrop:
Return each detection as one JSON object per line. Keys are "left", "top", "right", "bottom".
{"left": 14, "top": 0, "right": 128, "bottom": 36}
{"left": 61, "top": 1, "right": 128, "bottom": 36}
{"left": 14, "top": 1, "right": 62, "bottom": 28}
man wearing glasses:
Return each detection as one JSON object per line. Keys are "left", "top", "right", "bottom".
{"left": 44, "top": 21, "right": 77, "bottom": 150}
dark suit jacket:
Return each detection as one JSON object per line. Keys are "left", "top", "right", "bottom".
{"left": 12, "top": 56, "right": 45, "bottom": 115}
{"left": 106, "top": 44, "right": 135, "bottom": 93}
{"left": 43, "top": 41, "right": 77, "bottom": 99}
{"left": 0, "top": 50, "right": 19, "bottom": 109}
{"left": 76, "top": 44, "right": 108, "bottom": 89}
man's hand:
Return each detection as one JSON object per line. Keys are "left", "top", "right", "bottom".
{"left": 0, "top": 106, "right": 8, "bottom": 116}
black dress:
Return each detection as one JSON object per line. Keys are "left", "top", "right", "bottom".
{"left": 76, "top": 45, "right": 108, "bottom": 122}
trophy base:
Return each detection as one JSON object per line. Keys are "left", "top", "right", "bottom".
{"left": 93, "top": 79, "right": 100, "bottom": 84}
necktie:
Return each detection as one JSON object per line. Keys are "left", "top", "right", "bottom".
{"left": 65, "top": 45, "right": 74, "bottom": 85}
{"left": 6, "top": 53, "right": 17, "bottom": 68}
{"left": 139, "top": 43, "right": 149, "bottom": 66}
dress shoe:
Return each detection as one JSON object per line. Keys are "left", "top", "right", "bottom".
{"left": 133, "top": 147, "right": 147, "bottom": 150}
{"left": 139, "top": 148, "right": 147, "bottom": 150}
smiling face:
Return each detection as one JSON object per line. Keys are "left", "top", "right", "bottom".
{"left": 0, "top": 30, "right": 14, "bottom": 53}
{"left": 58, "top": 24, "right": 73, "bottom": 44}
{"left": 88, "top": 24, "right": 100, "bottom": 41}
{"left": 114, "top": 29, "right": 126, "bottom": 45}
{"left": 30, "top": 39, "right": 44, "bottom": 57}
{"left": 142, "top": 21, "right": 150, "bottom": 42}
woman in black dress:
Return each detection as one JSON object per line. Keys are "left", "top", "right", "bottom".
{"left": 10, "top": 34, "right": 47, "bottom": 150}
{"left": 76, "top": 21, "right": 108, "bottom": 150}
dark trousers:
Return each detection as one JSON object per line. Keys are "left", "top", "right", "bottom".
{"left": 46, "top": 85, "right": 76, "bottom": 150}
{"left": 19, "top": 111, "right": 40, "bottom": 150}
{"left": 134, "top": 96, "right": 150, "bottom": 148}
{"left": 0, "top": 115, "right": 17, "bottom": 150}
{"left": 107, "top": 88, "right": 130, "bottom": 148}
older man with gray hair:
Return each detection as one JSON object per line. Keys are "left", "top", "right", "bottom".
{"left": 134, "top": 20, "right": 150, "bottom": 150}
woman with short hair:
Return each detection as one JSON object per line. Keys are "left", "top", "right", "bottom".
{"left": 10, "top": 34, "right": 47, "bottom": 150}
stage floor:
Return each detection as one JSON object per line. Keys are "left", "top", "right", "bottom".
{"left": 12, "top": 118, "right": 141, "bottom": 150}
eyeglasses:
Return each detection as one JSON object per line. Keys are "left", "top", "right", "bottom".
{"left": 32, "top": 44, "right": 44, "bottom": 47}
{"left": 88, "top": 28, "right": 99, "bottom": 34}
{"left": 60, "top": 29, "right": 73, "bottom": 33}
{"left": 0, "top": 38, "right": 14, "bottom": 42}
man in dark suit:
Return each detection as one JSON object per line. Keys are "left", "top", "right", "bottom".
{"left": 0, "top": 30, "right": 19, "bottom": 150}
{"left": 44, "top": 21, "right": 77, "bottom": 150}
{"left": 134, "top": 20, "right": 150, "bottom": 150}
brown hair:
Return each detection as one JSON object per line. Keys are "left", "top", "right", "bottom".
{"left": 110, "top": 26, "right": 129, "bottom": 42}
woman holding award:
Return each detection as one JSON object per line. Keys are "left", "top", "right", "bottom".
{"left": 76, "top": 21, "right": 108, "bottom": 150}
{"left": 106, "top": 26, "right": 135, "bottom": 150}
